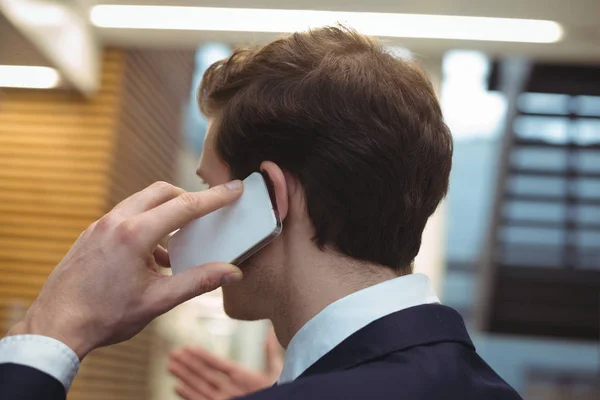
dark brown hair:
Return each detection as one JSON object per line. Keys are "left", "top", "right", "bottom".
{"left": 199, "top": 26, "right": 452, "bottom": 273}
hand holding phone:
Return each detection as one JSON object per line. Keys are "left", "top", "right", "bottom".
{"left": 168, "top": 172, "right": 282, "bottom": 274}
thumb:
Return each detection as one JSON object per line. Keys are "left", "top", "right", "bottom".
{"left": 152, "top": 263, "right": 243, "bottom": 314}
{"left": 265, "top": 328, "right": 284, "bottom": 378}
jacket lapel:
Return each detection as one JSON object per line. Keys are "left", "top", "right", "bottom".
{"left": 298, "top": 304, "right": 474, "bottom": 379}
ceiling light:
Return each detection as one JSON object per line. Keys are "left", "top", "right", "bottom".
{"left": 0, "top": 66, "right": 60, "bottom": 89}
{"left": 90, "top": 5, "right": 563, "bottom": 43}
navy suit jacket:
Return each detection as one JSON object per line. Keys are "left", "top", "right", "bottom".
{"left": 0, "top": 304, "right": 522, "bottom": 400}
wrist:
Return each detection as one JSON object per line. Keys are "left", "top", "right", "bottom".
{"left": 7, "top": 313, "right": 93, "bottom": 361}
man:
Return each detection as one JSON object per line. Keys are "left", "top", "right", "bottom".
{"left": 0, "top": 26, "right": 522, "bottom": 400}
{"left": 166, "top": 27, "right": 521, "bottom": 399}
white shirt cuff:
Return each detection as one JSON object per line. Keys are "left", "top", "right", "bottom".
{"left": 0, "top": 334, "right": 80, "bottom": 391}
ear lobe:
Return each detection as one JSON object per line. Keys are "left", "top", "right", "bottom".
{"left": 260, "top": 161, "right": 289, "bottom": 220}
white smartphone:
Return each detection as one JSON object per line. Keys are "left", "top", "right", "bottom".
{"left": 168, "top": 172, "right": 282, "bottom": 274}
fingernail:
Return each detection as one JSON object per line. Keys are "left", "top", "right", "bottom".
{"left": 225, "top": 180, "right": 243, "bottom": 191}
{"left": 221, "top": 271, "right": 243, "bottom": 286}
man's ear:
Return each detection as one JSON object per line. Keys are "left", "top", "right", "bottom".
{"left": 260, "top": 161, "right": 289, "bottom": 220}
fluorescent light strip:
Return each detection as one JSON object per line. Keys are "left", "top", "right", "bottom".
{"left": 0, "top": 66, "right": 60, "bottom": 89}
{"left": 90, "top": 5, "right": 563, "bottom": 43}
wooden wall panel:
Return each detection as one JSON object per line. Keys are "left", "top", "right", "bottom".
{"left": 0, "top": 47, "right": 195, "bottom": 400}
{"left": 0, "top": 50, "right": 124, "bottom": 335}
{"left": 107, "top": 50, "right": 194, "bottom": 205}
{"left": 73, "top": 49, "right": 194, "bottom": 400}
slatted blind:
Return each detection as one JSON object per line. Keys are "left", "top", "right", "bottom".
{"left": 0, "top": 47, "right": 194, "bottom": 399}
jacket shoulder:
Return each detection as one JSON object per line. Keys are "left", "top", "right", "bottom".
{"left": 240, "top": 343, "right": 522, "bottom": 400}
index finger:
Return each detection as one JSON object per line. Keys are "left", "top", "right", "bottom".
{"left": 128, "top": 180, "right": 243, "bottom": 249}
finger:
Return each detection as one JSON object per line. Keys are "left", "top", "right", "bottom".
{"left": 154, "top": 245, "right": 171, "bottom": 268}
{"left": 186, "top": 346, "right": 238, "bottom": 375}
{"left": 171, "top": 350, "right": 228, "bottom": 392}
{"left": 176, "top": 384, "right": 212, "bottom": 400}
{"left": 128, "top": 180, "right": 243, "bottom": 250}
{"left": 174, "top": 375, "right": 219, "bottom": 400}
{"left": 112, "top": 181, "right": 186, "bottom": 217}
{"left": 148, "top": 263, "right": 243, "bottom": 314}
{"left": 185, "top": 347, "right": 260, "bottom": 394}
{"left": 170, "top": 358, "right": 220, "bottom": 399}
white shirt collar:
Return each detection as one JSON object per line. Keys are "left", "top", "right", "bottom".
{"left": 278, "top": 273, "right": 440, "bottom": 384}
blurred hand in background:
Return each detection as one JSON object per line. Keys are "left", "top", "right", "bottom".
{"left": 169, "top": 329, "right": 284, "bottom": 400}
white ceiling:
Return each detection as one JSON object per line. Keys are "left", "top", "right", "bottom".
{"left": 89, "top": 0, "right": 600, "bottom": 63}
{"left": 0, "top": 0, "right": 100, "bottom": 93}
{"left": 1, "top": 0, "right": 597, "bottom": 93}
{"left": 0, "top": 13, "right": 51, "bottom": 66}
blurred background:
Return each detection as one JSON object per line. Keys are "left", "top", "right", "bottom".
{"left": 0, "top": 1, "right": 598, "bottom": 399}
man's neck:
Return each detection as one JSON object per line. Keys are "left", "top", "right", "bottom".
{"left": 270, "top": 252, "right": 400, "bottom": 348}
